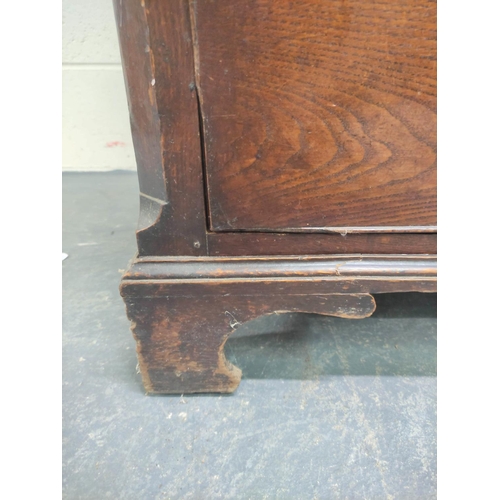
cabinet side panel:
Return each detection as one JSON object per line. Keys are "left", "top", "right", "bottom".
{"left": 114, "top": 0, "right": 209, "bottom": 255}
{"left": 113, "top": 0, "right": 165, "bottom": 203}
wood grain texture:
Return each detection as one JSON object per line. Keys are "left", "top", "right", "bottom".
{"left": 120, "top": 253, "right": 436, "bottom": 393}
{"left": 115, "top": 1, "right": 438, "bottom": 394}
{"left": 114, "top": 0, "right": 208, "bottom": 256}
{"left": 207, "top": 231, "right": 436, "bottom": 256}
{"left": 125, "top": 255, "right": 437, "bottom": 280}
{"left": 113, "top": 0, "right": 165, "bottom": 203}
{"left": 191, "top": 0, "right": 437, "bottom": 230}
{"left": 122, "top": 285, "right": 375, "bottom": 394}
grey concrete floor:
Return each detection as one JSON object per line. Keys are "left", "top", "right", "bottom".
{"left": 62, "top": 172, "right": 437, "bottom": 499}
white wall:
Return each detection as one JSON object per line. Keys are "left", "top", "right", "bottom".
{"left": 62, "top": 0, "right": 137, "bottom": 171}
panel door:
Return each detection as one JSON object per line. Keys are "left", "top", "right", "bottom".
{"left": 191, "top": 0, "right": 437, "bottom": 231}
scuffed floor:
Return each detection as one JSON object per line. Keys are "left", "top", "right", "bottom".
{"left": 62, "top": 172, "right": 437, "bottom": 499}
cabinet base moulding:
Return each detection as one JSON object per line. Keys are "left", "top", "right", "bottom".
{"left": 120, "top": 255, "right": 436, "bottom": 394}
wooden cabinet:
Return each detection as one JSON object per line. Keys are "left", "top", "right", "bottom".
{"left": 115, "top": 0, "right": 437, "bottom": 394}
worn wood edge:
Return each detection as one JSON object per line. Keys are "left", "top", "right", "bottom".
{"left": 270, "top": 293, "right": 377, "bottom": 320}
{"left": 127, "top": 320, "right": 154, "bottom": 393}
{"left": 113, "top": 0, "right": 167, "bottom": 202}
{"left": 113, "top": 0, "right": 174, "bottom": 253}
{"left": 134, "top": 254, "right": 436, "bottom": 262}
{"left": 121, "top": 278, "right": 436, "bottom": 298}
{"left": 135, "top": 196, "right": 168, "bottom": 248}
{"left": 135, "top": 198, "right": 204, "bottom": 256}
{"left": 144, "top": 0, "right": 209, "bottom": 255}
{"left": 122, "top": 255, "right": 437, "bottom": 281}
{"left": 206, "top": 232, "right": 437, "bottom": 257}
{"left": 114, "top": 0, "right": 210, "bottom": 256}
{"left": 128, "top": 319, "right": 242, "bottom": 395}
{"left": 122, "top": 291, "right": 377, "bottom": 394}
{"left": 125, "top": 311, "right": 243, "bottom": 395}
{"left": 212, "top": 226, "right": 437, "bottom": 234}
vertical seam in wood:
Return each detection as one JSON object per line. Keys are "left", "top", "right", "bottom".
{"left": 188, "top": 0, "right": 212, "bottom": 250}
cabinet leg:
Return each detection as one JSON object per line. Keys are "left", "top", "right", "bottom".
{"left": 125, "top": 295, "right": 244, "bottom": 394}
{"left": 122, "top": 283, "right": 375, "bottom": 394}
{"left": 120, "top": 255, "right": 436, "bottom": 394}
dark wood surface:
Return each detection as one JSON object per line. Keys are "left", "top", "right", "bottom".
{"left": 115, "top": 2, "right": 438, "bottom": 394}
{"left": 114, "top": 0, "right": 208, "bottom": 256}
{"left": 121, "top": 253, "right": 436, "bottom": 393}
{"left": 115, "top": 0, "right": 437, "bottom": 257}
{"left": 191, "top": 0, "right": 437, "bottom": 231}
{"left": 122, "top": 288, "right": 376, "bottom": 394}
{"left": 207, "top": 231, "right": 436, "bottom": 256}
{"left": 125, "top": 255, "right": 437, "bottom": 280}
{"left": 113, "top": 0, "right": 164, "bottom": 204}
{"left": 135, "top": 230, "right": 436, "bottom": 256}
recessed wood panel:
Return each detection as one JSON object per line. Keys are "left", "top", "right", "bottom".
{"left": 191, "top": 0, "right": 437, "bottom": 231}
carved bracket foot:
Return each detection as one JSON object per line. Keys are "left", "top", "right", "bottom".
{"left": 120, "top": 255, "right": 436, "bottom": 394}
